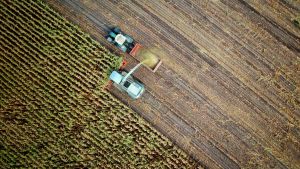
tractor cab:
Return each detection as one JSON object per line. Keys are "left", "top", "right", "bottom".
{"left": 106, "top": 27, "right": 136, "bottom": 53}
{"left": 109, "top": 71, "right": 145, "bottom": 99}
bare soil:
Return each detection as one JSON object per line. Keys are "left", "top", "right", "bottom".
{"left": 45, "top": 0, "right": 300, "bottom": 168}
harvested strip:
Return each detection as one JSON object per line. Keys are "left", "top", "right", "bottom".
{"left": 0, "top": 0, "right": 201, "bottom": 168}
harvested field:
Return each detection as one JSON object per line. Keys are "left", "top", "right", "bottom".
{"left": 45, "top": 0, "right": 300, "bottom": 169}
{"left": 0, "top": 0, "right": 200, "bottom": 168}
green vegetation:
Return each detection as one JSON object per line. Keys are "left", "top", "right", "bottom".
{"left": 292, "top": 16, "right": 300, "bottom": 28}
{"left": 0, "top": 0, "right": 199, "bottom": 168}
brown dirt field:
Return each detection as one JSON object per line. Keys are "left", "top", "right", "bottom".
{"left": 0, "top": 0, "right": 201, "bottom": 168}
{"left": 45, "top": 0, "right": 300, "bottom": 168}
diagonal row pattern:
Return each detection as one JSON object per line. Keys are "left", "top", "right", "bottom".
{"left": 0, "top": 0, "right": 200, "bottom": 168}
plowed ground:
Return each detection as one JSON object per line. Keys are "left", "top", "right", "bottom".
{"left": 0, "top": 0, "right": 200, "bottom": 168}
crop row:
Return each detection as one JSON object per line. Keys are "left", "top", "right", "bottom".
{"left": 0, "top": 0, "right": 198, "bottom": 168}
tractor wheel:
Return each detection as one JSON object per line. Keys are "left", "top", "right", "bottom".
{"left": 120, "top": 45, "right": 127, "bottom": 52}
{"left": 113, "top": 27, "right": 121, "bottom": 33}
{"left": 125, "top": 35, "right": 133, "bottom": 43}
{"left": 107, "top": 37, "right": 113, "bottom": 42}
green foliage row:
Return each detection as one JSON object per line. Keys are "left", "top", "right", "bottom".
{"left": 0, "top": 0, "right": 198, "bottom": 168}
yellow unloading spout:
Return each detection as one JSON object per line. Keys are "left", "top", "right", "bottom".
{"left": 122, "top": 47, "right": 163, "bottom": 81}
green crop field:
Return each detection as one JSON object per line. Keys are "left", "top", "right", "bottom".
{"left": 0, "top": 0, "right": 200, "bottom": 168}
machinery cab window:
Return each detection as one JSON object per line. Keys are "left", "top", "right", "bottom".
{"left": 124, "top": 81, "right": 131, "bottom": 88}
